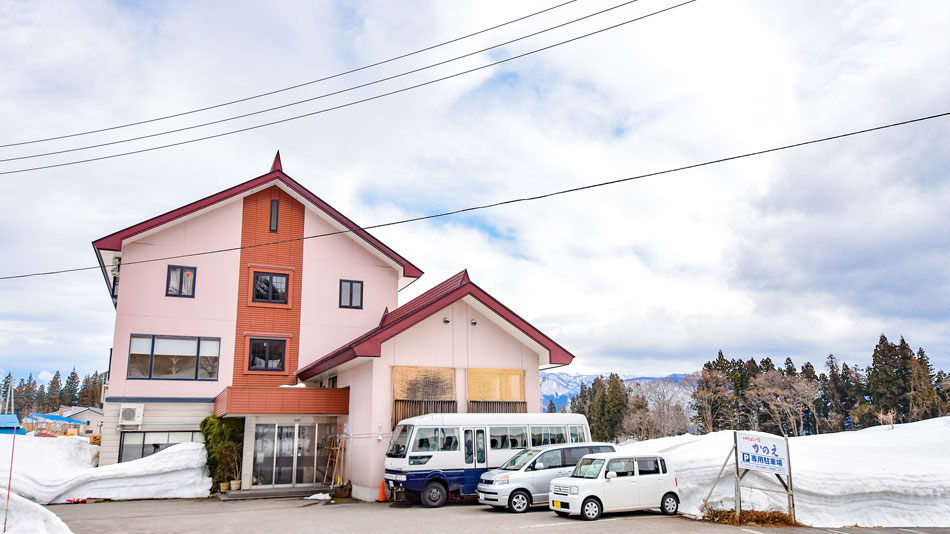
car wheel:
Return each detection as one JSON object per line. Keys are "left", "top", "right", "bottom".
{"left": 421, "top": 481, "right": 447, "bottom": 508}
{"left": 507, "top": 490, "right": 531, "bottom": 513}
{"left": 661, "top": 493, "right": 679, "bottom": 515}
{"left": 555, "top": 511, "right": 570, "bottom": 518}
{"left": 581, "top": 497, "right": 601, "bottom": 521}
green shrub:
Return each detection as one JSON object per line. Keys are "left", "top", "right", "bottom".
{"left": 200, "top": 415, "right": 244, "bottom": 483}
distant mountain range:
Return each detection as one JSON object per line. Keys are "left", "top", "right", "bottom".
{"left": 539, "top": 371, "right": 689, "bottom": 411}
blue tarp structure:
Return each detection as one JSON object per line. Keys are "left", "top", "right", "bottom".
{"left": 28, "top": 413, "right": 84, "bottom": 424}
{"left": 0, "top": 414, "right": 25, "bottom": 435}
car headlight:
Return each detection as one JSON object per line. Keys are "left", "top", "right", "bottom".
{"left": 495, "top": 475, "right": 509, "bottom": 485}
{"left": 569, "top": 486, "right": 579, "bottom": 495}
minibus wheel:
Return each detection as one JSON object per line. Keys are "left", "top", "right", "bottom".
{"left": 422, "top": 481, "right": 447, "bottom": 508}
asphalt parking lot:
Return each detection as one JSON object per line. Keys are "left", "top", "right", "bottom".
{"left": 49, "top": 498, "right": 950, "bottom": 534}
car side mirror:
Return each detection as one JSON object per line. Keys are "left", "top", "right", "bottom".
{"left": 535, "top": 462, "right": 544, "bottom": 470}
{"left": 606, "top": 471, "right": 617, "bottom": 479}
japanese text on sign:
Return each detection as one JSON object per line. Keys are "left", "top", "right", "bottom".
{"left": 736, "top": 431, "right": 788, "bottom": 475}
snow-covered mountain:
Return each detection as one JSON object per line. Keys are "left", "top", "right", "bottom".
{"left": 539, "top": 371, "right": 689, "bottom": 410}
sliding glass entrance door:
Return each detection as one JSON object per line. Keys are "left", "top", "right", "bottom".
{"left": 252, "top": 423, "right": 321, "bottom": 487}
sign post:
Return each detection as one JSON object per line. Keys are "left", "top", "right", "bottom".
{"left": 700, "top": 431, "right": 795, "bottom": 522}
{"left": 735, "top": 431, "right": 794, "bottom": 523}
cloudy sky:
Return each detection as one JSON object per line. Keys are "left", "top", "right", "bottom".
{"left": 1, "top": 0, "right": 948, "bottom": 385}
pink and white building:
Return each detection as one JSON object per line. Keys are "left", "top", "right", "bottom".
{"left": 92, "top": 154, "right": 575, "bottom": 500}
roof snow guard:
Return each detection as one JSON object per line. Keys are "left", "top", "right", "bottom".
{"left": 91, "top": 153, "right": 423, "bottom": 300}
{"left": 296, "top": 270, "right": 575, "bottom": 380}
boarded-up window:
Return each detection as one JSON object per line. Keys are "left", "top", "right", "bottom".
{"left": 392, "top": 366, "right": 455, "bottom": 400}
{"left": 467, "top": 368, "right": 525, "bottom": 401}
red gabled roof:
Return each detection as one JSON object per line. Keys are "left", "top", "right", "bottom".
{"left": 296, "top": 270, "right": 575, "bottom": 380}
{"left": 91, "top": 154, "right": 423, "bottom": 280}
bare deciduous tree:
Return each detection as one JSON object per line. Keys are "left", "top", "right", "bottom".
{"left": 745, "top": 370, "right": 819, "bottom": 437}
{"left": 688, "top": 370, "right": 732, "bottom": 433}
{"left": 622, "top": 380, "right": 689, "bottom": 440}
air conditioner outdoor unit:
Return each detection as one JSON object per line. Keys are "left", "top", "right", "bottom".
{"left": 118, "top": 403, "right": 144, "bottom": 426}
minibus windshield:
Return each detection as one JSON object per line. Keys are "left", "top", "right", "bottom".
{"left": 387, "top": 425, "right": 413, "bottom": 458}
{"left": 571, "top": 458, "right": 604, "bottom": 479}
{"left": 500, "top": 449, "right": 540, "bottom": 470}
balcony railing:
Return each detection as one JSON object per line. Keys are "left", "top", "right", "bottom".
{"left": 392, "top": 399, "right": 457, "bottom": 429}
{"left": 468, "top": 400, "right": 527, "bottom": 414}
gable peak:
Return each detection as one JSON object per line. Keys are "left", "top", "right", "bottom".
{"left": 270, "top": 151, "right": 283, "bottom": 173}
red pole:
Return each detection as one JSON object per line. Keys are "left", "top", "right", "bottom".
{"left": 3, "top": 427, "right": 16, "bottom": 533}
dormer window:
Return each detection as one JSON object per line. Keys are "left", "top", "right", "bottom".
{"left": 166, "top": 266, "right": 196, "bottom": 298}
{"left": 269, "top": 199, "right": 279, "bottom": 232}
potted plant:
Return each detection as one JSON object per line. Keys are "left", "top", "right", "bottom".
{"left": 199, "top": 415, "right": 245, "bottom": 494}
{"left": 220, "top": 442, "right": 243, "bottom": 491}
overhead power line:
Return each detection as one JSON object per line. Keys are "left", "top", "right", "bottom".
{"left": 1, "top": 110, "right": 946, "bottom": 281}
{"left": 0, "top": 0, "right": 579, "bottom": 148}
{"left": 0, "top": 0, "right": 643, "bottom": 164}
{"left": 0, "top": 0, "right": 695, "bottom": 175}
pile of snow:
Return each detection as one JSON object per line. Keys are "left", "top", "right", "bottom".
{"left": 0, "top": 490, "right": 73, "bottom": 534}
{"left": 620, "top": 416, "right": 950, "bottom": 527}
{"left": 0, "top": 435, "right": 211, "bottom": 504}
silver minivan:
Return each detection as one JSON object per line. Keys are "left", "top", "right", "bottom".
{"left": 477, "top": 443, "right": 616, "bottom": 512}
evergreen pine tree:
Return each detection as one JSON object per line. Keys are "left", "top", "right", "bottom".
{"left": 869, "top": 334, "right": 901, "bottom": 415}
{"left": 587, "top": 377, "right": 608, "bottom": 440}
{"left": 783, "top": 358, "right": 798, "bottom": 376}
{"left": 759, "top": 358, "right": 776, "bottom": 372}
{"left": 546, "top": 399, "right": 557, "bottom": 413}
{"left": 62, "top": 368, "right": 81, "bottom": 407}
{"left": 78, "top": 375, "right": 94, "bottom": 407}
{"left": 14, "top": 375, "right": 37, "bottom": 416}
{"left": 571, "top": 382, "right": 590, "bottom": 416}
{"left": 36, "top": 384, "right": 47, "bottom": 413}
{"left": 0, "top": 373, "right": 12, "bottom": 411}
{"left": 45, "top": 371, "right": 63, "bottom": 412}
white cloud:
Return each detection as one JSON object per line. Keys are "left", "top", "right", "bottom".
{"left": 1, "top": 0, "right": 949, "bottom": 380}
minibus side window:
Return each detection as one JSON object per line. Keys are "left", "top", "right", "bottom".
{"left": 489, "top": 427, "right": 508, "bottom": 449}
{"left": 476, "top": 429, "right": 486, "bottom": 463}
{"left": 412, "top": 427, "right": 439, "bottom": 452}
{"left": 464, "top": 430, "right": 474, "bottom": 463}
{"left": 440, "top": 427, "right": 459, "bottom": 451}
{"left": 509, "top": 426, "right": 527, "bottom": 449}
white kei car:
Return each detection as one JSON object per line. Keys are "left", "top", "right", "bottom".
{"left": 548, "top": 452, "right": 680, "bottom": 521}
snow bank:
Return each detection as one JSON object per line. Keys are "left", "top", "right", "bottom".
{"left": 0, "top": 435, "right": 211, "bottom": 504}
{"left": 0, "top": 490, "right": 73, "bottom": 534}
{"left": 620, "top": 416, "right": 950, "bottom": 527}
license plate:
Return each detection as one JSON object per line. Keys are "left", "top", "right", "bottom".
{"left": 553, "top": 501, "right": 562, "bottom": 509}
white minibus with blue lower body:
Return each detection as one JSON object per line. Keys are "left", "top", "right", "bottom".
{"left": 384, "top": 413, "right": 591, "bottom": 507}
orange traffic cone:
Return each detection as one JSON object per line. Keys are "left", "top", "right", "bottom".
{"left": 376, "top": 480, "right": 387, "bottom": 503}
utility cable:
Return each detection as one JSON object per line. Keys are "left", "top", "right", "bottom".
{"left": 0, "top": 0, "right": 643, "bottom": 164}
{"left": 1, "top": 109, "right": 946, "bottom": 281}
{"left": 0, "top": 0, "right": 579, "bottom": 148}
{"left": 0, "top": 0, "right": 695, "bottom": 175}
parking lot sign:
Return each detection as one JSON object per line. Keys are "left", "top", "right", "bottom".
{"left": 736, "top": 431, "right": 788, "bottom": 475}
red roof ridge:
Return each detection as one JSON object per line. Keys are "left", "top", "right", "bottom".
{"left": 91, "top": 156, "right": 423, "bottom": 280}
{"left": 296, "top": 270, "right": 574, "bottom": 380}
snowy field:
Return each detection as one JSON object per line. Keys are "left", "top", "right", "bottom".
{"left": 0, "top": 436, "right": 210, "bottom": 504}
{"left": 620, "top": 416, "right": 950, "bottom": 527}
